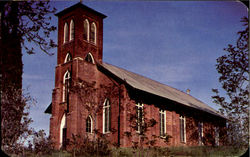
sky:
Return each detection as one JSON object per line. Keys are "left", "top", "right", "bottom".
{"left": 22, "top": 1, "right": 248, "bottom": 135}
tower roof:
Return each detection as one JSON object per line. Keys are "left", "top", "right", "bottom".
{"left": 55, "top": 2, "right": 107, "bottom": 18}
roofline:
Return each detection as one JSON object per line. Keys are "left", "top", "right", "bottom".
{"left": 97, "top": 62, "right": 228, "bottom": 120}
{"left": 55, "top": 2, "right": 107, "bottom": 18}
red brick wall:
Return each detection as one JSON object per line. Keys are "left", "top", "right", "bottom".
{"left": 49, "top": 4, "right": 227, "bottom": 150}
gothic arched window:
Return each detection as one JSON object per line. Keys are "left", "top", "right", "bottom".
{"left": 83, "top": 19, "right": 89, "bottom": 41}
{"left": 63, "top": 23, "right": 69, "bottom": 43}
{"left": 86, "top": 115, "right": 93, "bottom": 133}
{"left": 60, "top": 114, "right": 66, "bottom": 149}
{"left": 85, "top": 52, "right": 95, "bottom": 64}
{"left": 136, "top": 103, "right": 143, "bottom": 134}
{"left": 159, "top": 109, "right": 166, "bottom": 137}
{"left": 103, "top": 99, "right": 111, "bottom": 133}
{"left": 64, "top": 53, "right": 72, "bottom": 63}
{"left": 62, "top": 71, "right": 70, "bottom": 102}
{"left": 90, "top": 22, "right": 96, "bottom": 44}
{"left": 69, "top": 20, "right": 74, "bottom": 41}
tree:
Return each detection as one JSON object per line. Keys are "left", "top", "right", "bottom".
{"left": 0, "top": 0, "right": 56, "bottom": 151}
{"left": 212, "top": 16, "right": 249, "bottom": 147}
{"left": 1, "top": 87, "right": 34, "bottom": 155}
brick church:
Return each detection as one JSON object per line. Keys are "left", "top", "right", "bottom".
{"left": 45, "top": 2, "right": 227, "bottom": 149}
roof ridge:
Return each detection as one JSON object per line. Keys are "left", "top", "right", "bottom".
{"left": 101, "top": 62, "right": 226, "bottom": 119}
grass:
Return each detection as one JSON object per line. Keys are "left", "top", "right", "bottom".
{"left": 9, "top": 146, "right": 247, "bottom": 157}
{"left": 111, "top": 146, "right": 247, "bottom": 157}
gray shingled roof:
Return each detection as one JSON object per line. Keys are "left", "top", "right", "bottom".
{"left": 100, "top": 62, "right": 226, "bottom": 119}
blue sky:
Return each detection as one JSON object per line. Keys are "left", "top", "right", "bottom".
{"left": 22, "top": 1, "right": 248, "bottom": 135}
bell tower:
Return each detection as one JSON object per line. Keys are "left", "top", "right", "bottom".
{"left": 49, "top": 2, "right": 106, "bottom": 149}
{"left": 56, "top": 2, "right": 106, "bottom": 64}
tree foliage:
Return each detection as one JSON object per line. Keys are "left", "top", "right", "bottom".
{"left": 212, "top": 16, "right": 249, "bottom": 146}
{"left": 0, "top": 0, "right": 56, "bottom": 152}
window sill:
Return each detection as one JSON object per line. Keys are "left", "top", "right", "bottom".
{"left": 103, "top": 131, "right": 111, "bottom": 134}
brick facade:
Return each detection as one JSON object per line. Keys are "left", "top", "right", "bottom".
{"left": 48, "top": 3, "right": 226, "bottom": 150}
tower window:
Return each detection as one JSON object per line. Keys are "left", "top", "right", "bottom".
{"left": 159, "top": 109, "right": 166, "bottom": 137}
{"left": 103, "top": 99, "right": 111, "bottom": 133}
{"left": 180, "top": 115, "right": 186, "bottom": 143}
{"left": 86, "top": 115, "right": 93, "bottom": 133}
{"left": 64, "top": 53, "right": 72, "bottom": 63}
{"left": 85, "top": 53, "right": 95, "bottom": 64}
{"left": 90, "top": 22, "right": 96, "bottom": 44}
{"left": 69, "top": 20, "right": 74, "bottom": 41}
{"left": 136, "top": 103, "right": 144, "bottom": 134}
{"left": 62, "top": 71, "right": 70, "bottom": 102}
{"left": 63, "top": 23, "right": 69, "bottom": 43}
{"left": 83, "top": 19, "right": 89, "bottom": 41}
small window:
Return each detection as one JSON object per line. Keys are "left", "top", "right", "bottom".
{"left": 69, "top": 20, "right": 74, "bottom": 41}
{"left": 136, "top": 103, "right": 143, "bottom": 134}
{"left": 90, "top": 22, "right": 96, "bottom": 44}
{"left": 214, "top": 126, "right": 219, "bottom": 146}
{"left": 180, "top": 115, "right": 186, "bottom": 143}
{"left": 64, "top": 53, "right": 72, "bottom": 63}
{"left": 198, "top": 121, "right": 204, "bottom": 145}
{"left": 62, "top": 71, "right": 70, "bottom": 102}
{"left": 86, "top": 115, "right": 93, "bottom": 133}
{"left": 83, "top": 19, "right": 89, "bottom": 41}
{"left": 103, "top": 99, "right": 111, "bottom": 133}
{"left": 63, "top": 23, "right": 68, "bottom": 43}
{"left": 85, "top": 53, "right": 95, "bottom": 64}
{"left": 159, "top": 109, "right": 166, "bottom": 137}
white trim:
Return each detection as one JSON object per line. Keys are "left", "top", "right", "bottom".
{"left": 83, "top": 19, "right": 89, "bottom": 41}
{"left": 85, "top": 52, "right": 95, "bottom": 64}
{"left": 69, "top": 20, "right": 74, "bottom": 41}
{"left": 62, "top": 71, "right": 70, "bottom": 102}
{"left": 63, "top": 23, "right": 68, "bottom": 43}
{"left": 59, "top": 114, "right": 66, "bottom": 147}
{"left": 86, "top": 115, "right": 93, "bottom": 133}
{"left": 198, "top": 121, "right": 204, "bottom": 145}
{"left": 90, "top": 22, "right": 97, "bottom": 44}
{"left": 180, "top": 115, "right": 186, "bottom": 143}
{"left": 159, "top": 109, "right": 166, "bottom": 137}
{"left": 64, "top": 53, "right": 72, "bottom": 63}
{"left": 103, "top": 99, "right": 110, "bottom": 133}
{"left": 73, "top": 57, "right": 83, "bottom": 61}
{"left": 136, "top": 103, "right": 144, "bottom": 133}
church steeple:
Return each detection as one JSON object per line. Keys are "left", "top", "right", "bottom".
{"left": 55, "top": 2, "right": 106, "bottom": 65}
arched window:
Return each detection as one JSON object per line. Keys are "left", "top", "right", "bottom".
{"left": 83, "top": 19, "right": 89, "bottom": 41}
{"left": 63, "top": 23, "right": 69, "bottom": 43}
{"left": 60, "top": 114, "right": 66, "bottom": 149}
{"left": 103, "top": 99, "right": 111, "bottom": 133}
{"left": 85, "top": 52, "right": 95, "bottom": 64}
{"left": 64, "top": 53, "right": 72, "bottom": 63}
{"left": 198, "top": 121, "right": 204, "bottom": 145}
{"left": 62, "top": 71, "right": 70, "bottom": 102}
{"left": 86, "top": 115, "right": 93, "bottom": 133}
{"left": 180, "top": 115, "right": 186, "bottom": 143}
{"left": 159, "top": 109, "right": 166, "bottom": 137}
{"left": 90, "top": 22, "right": 96, "bottom": 44}
{"left": 69, "top": 20, "right": 74, "bottom": 41}
{"left": 136, "top": 103, "right": 144, "bottom": 133}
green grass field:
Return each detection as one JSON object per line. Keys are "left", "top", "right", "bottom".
{"left": 18, "top": 146, "right": 247, "bottom": 157}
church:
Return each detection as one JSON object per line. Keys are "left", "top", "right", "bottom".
{"left": 45, "top": 2, "right": 227, "bottom": 149}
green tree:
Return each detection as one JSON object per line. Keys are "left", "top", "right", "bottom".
{"left": 212, "top": 16, "right": 249, "bottom": 147}
{"left": 0, "top": 1, "right": 56, "bottom": 151}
